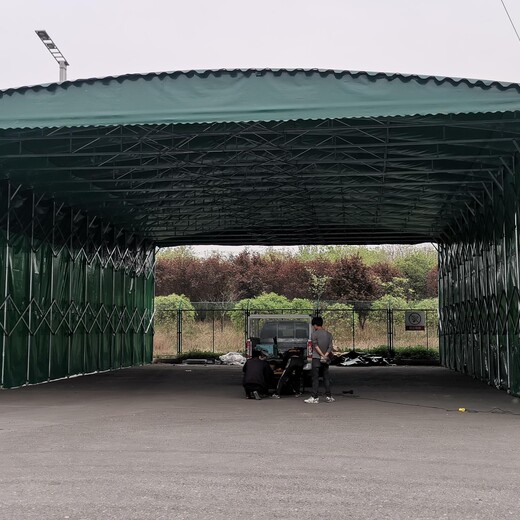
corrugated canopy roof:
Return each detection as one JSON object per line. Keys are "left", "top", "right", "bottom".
{"left": 0, "top": 69, "right": 519, "bottom": 246}
{"left": 1, "top": 69, "right": 520, "bottom": 128}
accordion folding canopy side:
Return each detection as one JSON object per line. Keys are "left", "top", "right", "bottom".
{"left": 1, "top": 69, "right": 520, "bottom": 392}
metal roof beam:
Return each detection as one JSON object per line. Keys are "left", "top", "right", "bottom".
{"left": 4, "top": 152, "right": 504, "bottom": 170}
{"left": 4, "top": 135, "right": 517, "bottom": 159}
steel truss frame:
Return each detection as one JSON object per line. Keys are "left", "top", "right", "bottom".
{"left": 1, "top": 114, "right": 518, "bottom": 246}
{"left": 439, "top": 153, "right": 520, "bottom": 396}
{"left": 0, "top": 180, "right": 155, "bottom": 388}
{"left": 4, "top": 100, "right": 520, "bottom": 393}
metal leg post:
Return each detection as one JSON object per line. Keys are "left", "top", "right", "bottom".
{"left": 1, "top": 182, "right": 11, "bottom": 388}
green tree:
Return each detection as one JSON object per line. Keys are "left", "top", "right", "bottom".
{"left": 379, "top": 276, "right": 415, "bottom": 301}
{"left": 306, "top": 267, "right": 330, "bottom": 304}
{"left": 157, "top": 246, "right": 195, "bottom": 259}
{"left": 395, "top": 250, "right": 437, "bottom": 300}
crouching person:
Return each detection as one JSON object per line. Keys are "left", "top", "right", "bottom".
{"left": 243, "top": 349, "right": 274, "bottom": 400}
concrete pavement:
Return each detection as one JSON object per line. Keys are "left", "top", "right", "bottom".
{"left": 1, "top": 365, "right": 519, "bottom": 520}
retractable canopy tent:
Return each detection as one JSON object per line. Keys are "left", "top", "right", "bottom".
{"left": 1, "top": 69, "right": 520, "bottom": 245}
{"left": 1, "top": 69, "right": 520, "bottom": 392}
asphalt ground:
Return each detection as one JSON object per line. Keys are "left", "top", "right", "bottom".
{"left": 1, "top": 364, "right": 519, "bottom": 520}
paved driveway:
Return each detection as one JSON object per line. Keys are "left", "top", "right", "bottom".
{"left": 1, "top": 365, "right": 519, "bottom": 520}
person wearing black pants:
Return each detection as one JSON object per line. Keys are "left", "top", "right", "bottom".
{"left": 305, "top": 317, "right": 335, "bottom": 404}
{"left": 271, "top": 347, "right": 304, "bottom": 398}
{"left": 310, "top": 357, "right": 331, "bottom": 400}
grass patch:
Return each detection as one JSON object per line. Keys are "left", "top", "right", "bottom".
{"left": 154, "top": 322, "right": 244, "bottom": 357}
{"left": 154, "top": 320, "right": 439, "bottom": 359}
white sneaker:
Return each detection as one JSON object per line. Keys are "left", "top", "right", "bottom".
{"left": 271, "top": 394, "right": 281, "bottom": 399}
{"left": 325, "top": 396, "right": 335, "bottom": 403}
{"left": 304, "top": 397, "right": 319, "bottom": 404}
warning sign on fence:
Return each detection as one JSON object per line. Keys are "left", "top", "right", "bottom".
{"left": 405, "top": 311, "right": 426, "bottom": 331}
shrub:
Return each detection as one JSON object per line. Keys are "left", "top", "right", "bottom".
{"left": 155, "top": 293, "right": 195, "bottom": 330}
{"left": 370, "top": 345, "right": 393, "bottom": 356}
{"left": 365, "top": 345, "right": 439, "bottom": 361}
{"left": 175, "top": 350, "right": 223, "bottom": 361}
{"left": 228, "top": 292, "right": 313, "bottom": 329}
{"left": 393, "top": 345, "right": 440, "bottom": 361}
{"left": 410, "top": 298, "right": 438, "bottom": 310}
{"left": 368, "top": 296, "right": 408, "bottom": 325}
{"left": 320, "top": 302, "right": 355, "bottom": 347}
{"left": 321, "top": 302, "right": 354, "bottom": 323}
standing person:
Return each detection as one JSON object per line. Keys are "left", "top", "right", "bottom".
{"left": 305, "top": 317, "right": 335, "bottom": 404}
{"left": 271, "top": 347, "right": 304, "bottom": 399}
{"left": 242, "top": 349, "right": 274, "bottom": 400}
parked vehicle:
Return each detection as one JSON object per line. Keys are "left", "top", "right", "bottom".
{"left": 245, "top": 314, "right": 313, "bottom": 371}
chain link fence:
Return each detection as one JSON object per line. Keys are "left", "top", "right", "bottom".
{"left": 153, "top": 301, "right": 438, "bottom": 357}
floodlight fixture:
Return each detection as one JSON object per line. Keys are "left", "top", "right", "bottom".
{"left": 35, "top": 30, "right": 69, "bottom": 82}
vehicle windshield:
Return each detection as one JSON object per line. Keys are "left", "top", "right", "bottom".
{"left": 277, "top": 322, "right": 296, "bottom": 338}
{"left": 257, "top": 320, "right": 309, "bottom": 342}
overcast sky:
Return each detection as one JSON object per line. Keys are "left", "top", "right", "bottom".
{"left": 2, "top": 0, "right": 520, "bottom": 90}
{"left": 2, "top": 1, "right": 520, "bottom": 254}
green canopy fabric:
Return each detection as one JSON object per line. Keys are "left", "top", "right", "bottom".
{"left": 1, "top": 69, "right": 520, "bottom": 129}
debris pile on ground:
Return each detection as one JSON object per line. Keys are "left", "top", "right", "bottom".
{"left": 219, "top": 352, "right": 246, "bottom": 365}
{"left": 333, "top": 351, "right": 393, "bottom": 367}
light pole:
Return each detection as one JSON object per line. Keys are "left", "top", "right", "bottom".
{"left": 35, "top": 30, "right": 69, "bottom": 82}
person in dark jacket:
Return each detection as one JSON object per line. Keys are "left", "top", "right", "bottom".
{"left": 242, "top": 349, "right": 274, "bottom": 400}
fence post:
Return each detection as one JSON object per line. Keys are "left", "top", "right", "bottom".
{"left": 387, "top": 307, "right": 394, "bottom": 357}
{"left": 212, "top": 309, "right": 215, "bottom": 353}
{"left": 177, "top": 301, "right": 182, "bottom": 356}
{"left": 426, "top": 310, "right": 429, "bottom": 351}
{"left": 351, "top": 309, "right": 355, "bottom": 351}
{"left": 244, "top": 302, "right": 250, "bottom": 350}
